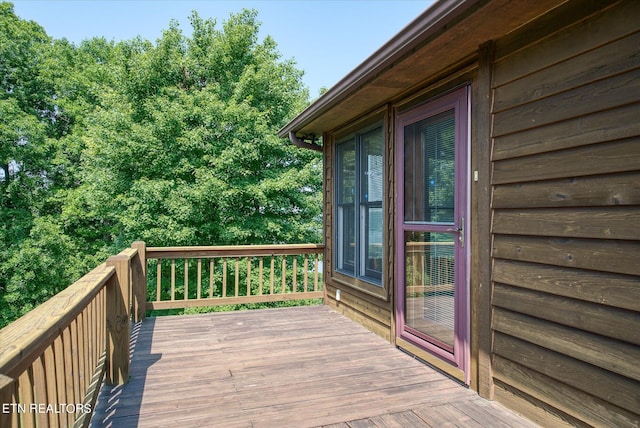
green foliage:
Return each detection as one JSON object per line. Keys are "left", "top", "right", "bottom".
{"left": 0, "top": 3, "right": 320, "bottom": 328}
{"left": 0, "top": 217, "right": 102, "bottom": 326}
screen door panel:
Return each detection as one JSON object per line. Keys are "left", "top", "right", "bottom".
{"left": 404, "top": 231, "right": 455, "bottom": 351}
{"left": 396, "top": 86, "right": 469, "bottom": 375}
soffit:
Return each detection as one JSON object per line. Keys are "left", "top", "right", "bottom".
{"left": 279, "top": 0, "right": 564, "bottom": 137}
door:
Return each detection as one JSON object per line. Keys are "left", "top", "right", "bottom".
{"left": 395, "top": 86, "right": 469, "bottom": 381}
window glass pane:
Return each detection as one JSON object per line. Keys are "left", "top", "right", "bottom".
{"left": 336, "top": 140, "right": 356, "bottom": 274}
{"left": 338, "top": 205, "right": 355, "bottom": 272}
{"left": 337, "top": 140, "right": 355, "bottom": 204}
{"left": 366, "top": 206, "right": 383, "bottom": 278}
{"left": 361, "top": 127, "right": 383, "bottom": 203}
{"left": 404, "top": 110, "right": 455, "bottom": 223}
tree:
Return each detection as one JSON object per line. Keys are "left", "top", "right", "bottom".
{"left": 0, "top": 2, "right": 86, "bottom": 325}
{"left": 75, "top": 9, "right": 319, "bottom": 247}
{"left": 1, "top": 5, "right": 321, "bottom": 327}
{"left": 0, "top": 2, "right": 52, "bottom": 221}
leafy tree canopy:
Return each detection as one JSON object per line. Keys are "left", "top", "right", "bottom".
{"left": 0, "top": 3, "right": 321, "bottom": 327}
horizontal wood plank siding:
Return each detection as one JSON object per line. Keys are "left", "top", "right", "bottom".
{"left": 490, "top": 1, "right": 640, "bottom": 425}
{"left": 492, "top": 171, "right": 640, "bottom": 208}
{"left": 493, "top": 235, "right": 640, "bottom": 277}
{"left": 493, "top": 138, "right": 640, "bottom": 184}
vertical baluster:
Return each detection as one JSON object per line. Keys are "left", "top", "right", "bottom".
{"left": 82, "top": 306, "right": 93, "bottom": 393}
{"left": 184, "top": 258, "right": 189, "bottom": 301}
{"left": 209, "top": 259, "right": 215, "bottom": 298}
{"left": 43, "top": 344, "right": 58, "bottom": 427}
{"left": 88, "top": 304, "right": 95, "bottom": 390}
{"left": 314, "top": 253, "right": 320, "bottom": 292}
{"left": 419, "top": 248, "right": 423, "bottom": 289}
{"left": 54, "top": 334, "right": 68, "bottom": 428}
{"left": 432, "top": 251, "right": 436, "bottom": 288}
{"left": 234, "top": 257, "right": 240, "bottom": 297}
{"left": 63, "top": 324, "right": 76, "bottom": 406}
{"left": 89, "top": 299, "right": 95, "bottom": 376}
{"left": 171, "top": 259, "right": 176, "bottom": 301}
{"left": 156, "top": 260, "right": 162, "bottom": 302}
{"left": 102, "top": 284, "right": 107, "bottom": 349}
{"left": 17, "top": 369, "right": 36, "bottom": 428}
{"left": 270, "top": 256, "right": 275, "bottom": 295}
{"left": 0, "top": 379, "right": 18, "bottom": 428}
{"left": 293, "top": 257, "right": 298, "bottom": 293}
{"left": 98, "top": 286, "right": 105, "bottom": 356}
{"left": 258, "top": 256, "right": 264, "bottom": 295}
{"left": 32, "top": 356, "right": 48, "bottom": 427}
{"left": 303, "top": 255, "right": 309, "bottom": 293}
{"left": 281, "top": 257, "right": 287, "bottom": 294}
{"left": 76, "top": 312, "right": 86, "bottom": 397}
{"left": 247, "top": 257, "right": 252, "bottom": 296}
{"left": 197, "top": 259, "right": 202, "bottom": 300}
{"left": 413, "top": 245, "right": 418, "bottom": 290}
{"left": 222, "top": 258, "right": 228, "bottom": 297}
{"left": 85, "top": 304, "right": 92, "bottom": 384}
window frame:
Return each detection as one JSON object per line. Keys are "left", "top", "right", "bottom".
{"left": 334, "top": 122, "right": 384, "bottom": 288}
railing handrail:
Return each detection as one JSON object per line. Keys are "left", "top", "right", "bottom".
{"left": 0, "top": 245, "right": 144, "bottom": 427}
{"left": 0, "top": 264, "right": 114, "bottom": 383}
{"left": 0, "top": 243, "right": 324, "bottom": 382}
{"left": 146, "top": 243, "right": 325, "bottom": 259}
{"left": 0, "top": 243, "right": 325, "bottom": 376}
{"left": 0, "top": 241, "right": 324, "bottom": 427}
{"left": 145, "top": 243, "right": 325, "bottom": 312}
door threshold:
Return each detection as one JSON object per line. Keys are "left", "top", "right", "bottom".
{"left": 396, "top": 336, "right": 467, "bottom": 385}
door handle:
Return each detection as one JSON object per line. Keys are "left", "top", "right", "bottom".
{"left": 447, "top": 218, "right": 464, "bottom": 248}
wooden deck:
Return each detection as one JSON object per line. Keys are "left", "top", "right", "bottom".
{"left": 91, "top": 306, "right": 537, "bottom": 427}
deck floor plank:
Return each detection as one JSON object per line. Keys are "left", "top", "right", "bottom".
{"left": 91, "top": 306, "right": 537, "bottom": 427}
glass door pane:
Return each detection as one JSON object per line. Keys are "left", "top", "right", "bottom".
{"left": 400, "top": 104, "right": 461, "bottom": 354}
{"left": 403, "top": 110, "right": 455, "bottom": 224}
{"left": 404, "top": 232, "right": 455, "bottom": 351}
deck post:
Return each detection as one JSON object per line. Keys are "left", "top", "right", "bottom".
{"left": 131, "top": 241, "right": 147, "bottom": 323}
{"left": 105, "top": 255, "right": 131, "bottom": 385}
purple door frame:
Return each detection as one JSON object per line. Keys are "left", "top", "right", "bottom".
{"left": 394, "top": 86, "right": 470, "bottom": 383}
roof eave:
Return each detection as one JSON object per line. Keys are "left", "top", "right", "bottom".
{"left": 278, "top": 0, "right": 476, "bottom": 139}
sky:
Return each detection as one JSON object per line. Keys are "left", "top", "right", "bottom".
{"left": 11, "top": 1, "right": 435, "bottom": 98}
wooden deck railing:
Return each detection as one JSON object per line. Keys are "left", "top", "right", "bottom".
{"left": 0, "top": 243, "right": 145, "bottom": 428}
{"left": 0, "top": 241, "right": 324, "bottom": 427}
{"left": 145, "top": 244, "right": 324, "bottom": 311}
{"left": 405, "top": 241, "right": 455, "bottom": 296}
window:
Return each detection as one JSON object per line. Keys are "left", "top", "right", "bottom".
{"left": 335, "top": 125, "right": 383, "bottom": 284}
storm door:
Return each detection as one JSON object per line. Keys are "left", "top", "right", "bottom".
{"left": 395, "top": 87, "right": 469, "bottom": 380}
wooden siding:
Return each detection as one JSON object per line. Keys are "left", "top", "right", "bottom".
{"left": 489, "top": 1, "right": 640, "bottom": 426}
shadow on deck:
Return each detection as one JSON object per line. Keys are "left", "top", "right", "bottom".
{"left": 91, "top": 306, "right": 537, "bottom": 427}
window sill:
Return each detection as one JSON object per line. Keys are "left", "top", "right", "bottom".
{"left": 332, "top": 271, "right": 388, "bottom": 301}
